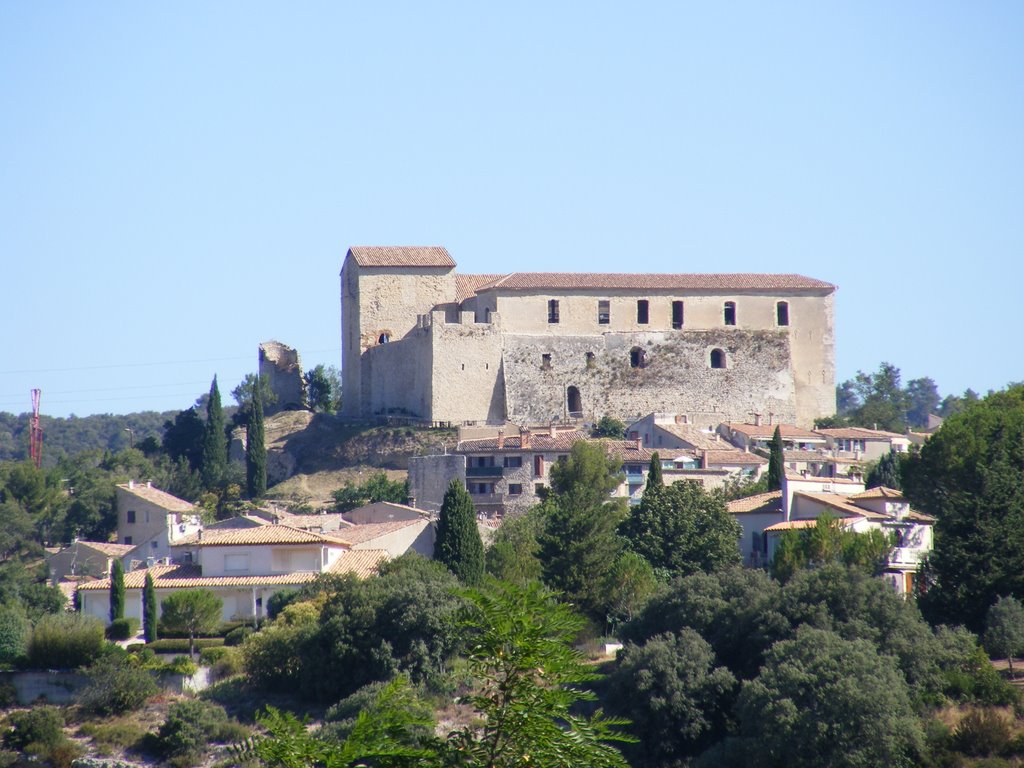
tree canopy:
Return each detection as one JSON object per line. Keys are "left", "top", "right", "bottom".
{"left": 160, "top": 589, "right": 222, "bottom": 657}
{"left": 200, "top": 377, "right": 228, "bottom": 489}
{"left": 434, "top": 479, "right": 484, "bottom": 584}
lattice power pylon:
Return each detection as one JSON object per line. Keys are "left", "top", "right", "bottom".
{"left": 29, "top": 389, "right": 42, "bottom": 469}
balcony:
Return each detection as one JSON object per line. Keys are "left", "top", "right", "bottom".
{"left": 467, "top": 466, "right": 503, "bottom": 478}
{"left": 888, "top": 547, "right": 924, "bottom": 567}
{"left": 467, "top": 492, "right": 504, "bottom": 505}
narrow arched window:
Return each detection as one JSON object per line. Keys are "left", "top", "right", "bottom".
{"left": 723, "top": 302, "right": 736, "bottom": 326}
{"left": 630, "top": 347, "right": 647, "bottom": 369}
{"left": 710, "top": 348, "right": 726, "bottom": 369}
{"left": 567, "top": 386, "right": 582, "bottom": 416}
{"left": 776, "top": 301, "right": 789, "bottom": 326}
{"left": 378, "top": 333, "right": 390, "bottom": 344}
{"left": 585, "top": 351, "right": 595, "bottom": 368}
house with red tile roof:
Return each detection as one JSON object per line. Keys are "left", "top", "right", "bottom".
{"left": 340, "top": 247, "right": 836, "bottom": 428}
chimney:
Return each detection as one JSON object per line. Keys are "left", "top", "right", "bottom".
{"left": 635, "top": 437, "right": 642, "bottom": 451}
{"left": 768, "top": 412, "right": 774, "bottom": 426}
{"left": 128, "top": 479, "right": 134, "bottom": 489}
{"left": 521, "top": 429, "right": 531, "bottom": 449}
{"left": 497, "top": 429, "right": 505, "bottom": 449}
{"left": 146, "top": 480, "right": 152, "bottom": 488}
{"left": 753, "top": 413, "right": 762, "bottom": 427}
{"left": 549, "top": 423, "right": 557, "bottom": 438}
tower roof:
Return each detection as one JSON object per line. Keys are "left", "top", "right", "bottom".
{"left": 347, "top": 246, "right": 455, "bottom": 268}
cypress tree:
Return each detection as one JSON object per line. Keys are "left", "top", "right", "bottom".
{"left": 435, "top": 479, "right": 485, "bottom": 585}
{"left": 646, "top": 451, "right": 663, "bottom": 491}
{"left": 246, "top": 385, "right": 267, "bottom": 498}
{"left": 200, "top": 376, "right": 227, "bottom": 489}
{"left": 143, "top": 571, "right": 158, "bottom": 643}
{"left": 110, "top": 559, "right": 125, "bottom": 622}
{"left": 767, "top": 425, "right": 785, "bottom": 491}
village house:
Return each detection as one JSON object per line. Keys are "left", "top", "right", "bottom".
{"left": 115, "top": 481, "right": 202, "bottom": 565}
{"left": 47, "top": 540, "right": 135, "bottom": 583}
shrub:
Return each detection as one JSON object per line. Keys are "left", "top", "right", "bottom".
{"left": 78, "top": 655, "right": 159, "bottom": 716}
{"left": 27, "top": 613, "right": 105, "bottom": 669}
{"left": 106, "top": 617, "right": 140, "bottom": 641}
{"left": 0, "top": 608, "right": 28, "bottom": 666}
{"left": 3, "top": 705, "right": 65, "bottom": 751}
{"left": 146, "top": 638, "right": 224, "bottom": 654}
{"left": 953, "top": 709, "right": 1012, "bottom": 757}
{"left": 165, "top": 656, "right": 198, "bottom": 676}
{"left": 157, "top": 699, "right": 237, "bottom": 760}
{"left": 224, "top": 626, "right": 253, "bottom": 647}
{"left": 77, "top": 719, "right": 147, "bottom": 754}
{"left": 199, "top": 645, "right": 243, "bottom": 679}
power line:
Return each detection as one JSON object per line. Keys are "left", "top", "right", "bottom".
{"left": 0, "top": 348, "right": 341, "bottom": 376}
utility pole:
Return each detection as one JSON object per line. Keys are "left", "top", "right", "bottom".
{"left": 29, "top": 389, "right": 42, "bottom": 469}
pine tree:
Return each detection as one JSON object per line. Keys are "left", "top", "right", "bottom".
{"left": 767, "top": 425, "right": 784, "bottom": 491}
{"left": 143, "top": 571, "right": 158, "bottom": 643}
{"left": 200, "top": 376, "right": 227, "bottom": 489}
{"left": 246, "top": 385, "right": 267, "bottom": 498}
{"left": 435, "top": 479, "right": 485, "bottom": 585}
{"left": 646, "top": 452, "right": 663, "bottom": 491}
{"left": 110, "top": 559, "right": 125, "bottom": 622}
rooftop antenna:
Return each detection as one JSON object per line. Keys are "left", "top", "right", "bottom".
{"left": 29, "top": 389, "right": 42, "bottom": 469}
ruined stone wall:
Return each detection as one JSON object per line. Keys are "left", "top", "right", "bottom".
{"left": 259, "top": 341, "right": 304, "bottom": 414}
{"left": 408, "top": 454, "right": 466, "bottom": 514}
{"left": 428, "top": 311, "right": 506, "bottom": 424}
{"left": 501, "top": 329, "right": 797, "bottom": 427}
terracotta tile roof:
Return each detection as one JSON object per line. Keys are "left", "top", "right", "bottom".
{"left": 457, "top": 430, "right": 586, "bottom": 453}
{"left": 347, "top": 246, "right": 454, "bottom": 269}
{"left": 116, "top": 483, "right": 195, "bottom": 513}
{"left": 816, "top": 427, "right": 909, "bottom": 440}
{"left": 793, "top": 492, "right": 888, "bottom": 520}
{"left": 181, "top": 525, "right": 349, "bottom": 547}
{"left": 783, "top": 449, "right": 829, "bottom": 461}
{"left": 600, "top": 440, "right": 691, "bottom": 463}
{"left": 704, "top": 449, "right": 767, "bottom": 466}
{"left": 326, "top": 520, "right": 424, "bottom": 546}
{"left": 327, "top": 549, "right": 389, "bottom": 576}
{"left": 727, "top": 490, "right": 783, "bottom": 514}
{"left": 474, "top": 272, "right": 835, "bottom": 292}
{"left": 784, "top": 472, "right": 864, "bottom": 485}
{"left": 849, "top": 486, "right": 904, "bottom": 500}
{"left": 277, "top": 513, "right": 349, "bottom": 530}
{"left": 654, "top": 424, "right": 725, "bottom": 451}
{"left": 456, "top": 274, "right": 504, "bottom": 303}
{"left": 72, "top": 541, "right": 136, "bottom": 557}
{"left": 764, "top": 517, "right": 861, "bottom": 532}
{"left": 723, "top": 423, "right": 825, "bottom": 441}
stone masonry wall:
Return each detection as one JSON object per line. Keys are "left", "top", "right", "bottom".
{"left": 501, "top": 329, "right": 796, "bottom": 427}
{"left": 259, "top": 340, "right": 304, "bottom": 414}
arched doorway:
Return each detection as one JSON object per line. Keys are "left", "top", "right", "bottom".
{"left": 567, "top": 386, "right": 582, "bottom": 417}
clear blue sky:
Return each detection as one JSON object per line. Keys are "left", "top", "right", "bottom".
{"left": 1, "top": 2, "right": 1021, "bottom": 418}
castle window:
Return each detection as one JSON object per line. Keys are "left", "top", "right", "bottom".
{"left": 672, "top": 300, "right": 684, "bottom": 329}
{"left": 724, "top": 302, "right": 736, "bottom": 326}
{"left": 548, "top": 300, "right": 560, "bottom": 324}
{"left": 508, "top": 484, "right": 523, "bottom": 496}
{"left": 776, "top": 301, "right": 789, "bottom": 326}
{"left": 630, "top": 347, "right": 647, "bottom": 369}
{"left": 541, "top": 353, "right": 552, "bottom": 370}
{"left": 585, "top": 351, "right": 595, "bottom": 368}
{"left": 598, "top": 300, "right": 610, "bottom": 325}
{"left": 710, "top": 348, "right": 727, "bottom": 369}
{"left": 378, "top": 333, "right": 390, "bottom": 344}
{"left": 567, "top": 386, "right": 582, "bottom": 416}
{"left": 637, "top": 300, "right": 649, "bottom": 324}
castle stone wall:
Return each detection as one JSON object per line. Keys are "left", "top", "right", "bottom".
{"left": 259, "top": 341, "right": 304, "bottom": 414}
{"left": 429, "top": 312, "right": 506, "bottom": 424}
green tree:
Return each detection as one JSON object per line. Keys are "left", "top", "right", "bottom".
{"left": 485, "top": 508, "right": 543, "bottom": 585}
{"left": 160, "top": 589, "right": 222, "bottom": 658}
{"left": 447, "top": 580, "right": 633, "bottom": 767}
{"left": 835, "top": 362, "right": 910, "bottom": 432}
{"left": 304, "top": 364, "right": 341, "bottom": 413}
{"left": 771, "top": 514, "right": 893, "bottom": 582}
{"left": 231, "top": 373, "right": 278, "bottom": 421}
{"left": 646, "top": 451, "right": 663, "bottom": 490}
{"left": 622, "top": 480, "right": 741, "bottom": 576}
{"left": 246, "top": 384, "right": 267, "bottom": 498}
{"left": 608, "top": 629, "right": 737, "bottom": 767}
{"left": 905, "top": 376, "right": 941, "bottom": 428}
{"left": 766, "top": 425, "right": 784, "bottom": 491}
{"left": 200, "top": 377, "right": 228, "bottom": 489}
{"left": 713, "top": 626, "right": 924, "bottom": 768}
{"left": 109, "top": 559, "right": 125, "bottom": 622}
{"left": 903, "top": 386, "right": 1024, "bottom": 630}
{"left": 435, "top": 479, "right": 484, "bottom": 585}
{"left": 539, "top": 441, "right": 627, "bottom": 619}
{"left": 143, "top": 571, "right": 158, "bottom": 643}
{"left": 866, "top": 450, "right": 902, "bottom": 490}
{"left": 163, "top": 407, "right": 205, "bottom": 471}
{"left": 79, "top": 655, "right": 158, "bottom": 716}
{"left": 593, "top": 415, "right": 627, "bottom": 439}
{"left": 0, "top": 606, "right": 28, "bottom": 664}
{"left": 332, "top": 472, "right": 409, "bottom": 512}
{"left": 985, "top": 596, "right": 1024, "bottom": 679}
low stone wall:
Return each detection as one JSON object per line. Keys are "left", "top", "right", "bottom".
{"left": 1, "top": 670, "right": 87, "bottom": 705}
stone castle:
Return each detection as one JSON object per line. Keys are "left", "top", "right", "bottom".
{"left": 340, "top": 247, "right": 836, "bottom": 428}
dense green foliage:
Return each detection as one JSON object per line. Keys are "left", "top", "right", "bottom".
{"left": 485, "top": 507, "right": 544, "bottom": 585}
{"left": 985, "top": 596, "right": 1024, "bottom": 678}
{"left": 621, "top": 480, "right": 741, "bottom": 577}
{"left": 771, "top": 514, "right": 893, "bottom": 581}
{"left": 245, "top": 383, "right": 267, "bottom": 498}
{"left": 304, "top": 364, "right": 342, "bottom": 413}
{"left": 592, "top": 415, "right": 627, "bottom": 439}
{"left": 331, "top": 472, "right": 408, "bottom": 512}
{"left": 143, "top": 571, "right": 158, "bottom": 643}
{"left": 158, "top": 699, "right": 244, "bottom": 761}
{"left": 866, "top": 449, "right": 902, "bottom": 490}
{"left": 27, "top": 612, "right": 105, "bottom": 669}
{"left": 904, "top": 385, "right": 1024, "bottom": 630}
{"left": 79, "top": 654, "right": 159, "bottom": 715}
{"left": 200, "top": 377, "right": 228, "bottom": 488}
{"left": 646, "top": 452, "right": 663, "bottom": 489}
{"left": 766, "top": 425, "right": 783, "bottom": 491}
{"left": 160, "top": 589, "right": 223, "bottom": 658}
{"left": 434, "top": 479, "right": 485, "bottom": 584}
{"left": 106, "top": 617, "right": 138, "bottom": 641}
{"left": 0, "top": 409, "right": 173, "bottom": 464}
{"left": 0, "top": 607, "right": 28, "bottom": 665}
{"left": 109, "top": 558, "right": 125, "bottom": 622}
{"left": 244, "top": 556, "right": 465, "bottom": 703}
